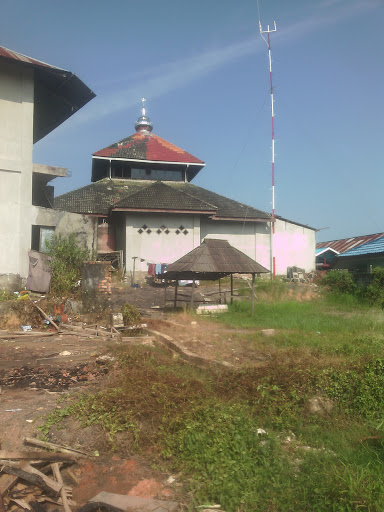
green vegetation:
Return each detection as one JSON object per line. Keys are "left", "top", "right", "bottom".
{"left": 321, "top": 269, "right": 357, "bottom": 295}
{"left": 42, "top": 289, "right": 384, "bottom": 511}
{"left": 45, "top": 233, "right": 90, "bottom": 295}
{"left": 121, "top": 302, "right": 141, "bottom": 326}
{"left": 320, "top": 268, "right": 384, "bottom": 308}
{"left": 0, "top": 290, "right": 15, "bottom": 301}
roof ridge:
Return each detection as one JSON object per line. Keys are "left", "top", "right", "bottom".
{"left": 168, "top": 183, "right": 217, "bottom": 211}
{"left": 112, "top": 181, "right": 217, "bottom": 211}
{"left": 176, "top": 183, "right": 272, "bottom": 218}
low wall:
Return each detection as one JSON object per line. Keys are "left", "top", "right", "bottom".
{"left": 81, "top": 261, "right": 112, "bottom": 311}
{"left": 0, "top": 273, "right": 22, "bottom": 292}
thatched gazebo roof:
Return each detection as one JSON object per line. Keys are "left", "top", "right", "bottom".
{"left": 161, "top": 238, "right": 269, "bottom": 280}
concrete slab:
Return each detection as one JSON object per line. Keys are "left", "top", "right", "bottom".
{"left": 89, "top": 491, "right": 179, "bottom": 512}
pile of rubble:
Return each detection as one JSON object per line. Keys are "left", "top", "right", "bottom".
{"left": 0, "top": 438, "right": 86, "bottom": 512}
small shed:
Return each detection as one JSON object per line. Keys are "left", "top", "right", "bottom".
{"left": 161, "top": 238, "right": 269, "bottom": 312}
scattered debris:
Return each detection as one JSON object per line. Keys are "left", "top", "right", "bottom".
{"left": 0, "top": 448, "right": 80, "bottom": 511}
{"left": 307, "top": 395, "right": 334, "bottom": 415}
{"left": 261, "top": 329, "right": 275, "bottom": 337}
{"left": 0, "top": 363, "right": 108, "bottom": 391}
{"left": 196, "top": 305, "right": 228, "bottom": 315}
{"left": 86, "top": 491, "right": 179, "bottom": 512}
{"left": 112, "top": 313, "right": 124, "bottom": 328}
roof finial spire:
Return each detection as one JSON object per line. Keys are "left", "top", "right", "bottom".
{"left": 135, "top": 97, "right": 153, "bottom": 133}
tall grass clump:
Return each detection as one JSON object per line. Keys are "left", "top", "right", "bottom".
{"left": 46, "top": 233, "right": 90, "bottom": 295}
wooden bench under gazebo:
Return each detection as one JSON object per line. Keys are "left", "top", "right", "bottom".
{"left": 160, "top": 238, "right": 269, "bottom": 313}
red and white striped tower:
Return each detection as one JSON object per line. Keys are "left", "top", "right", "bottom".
{"left": 259, "top": 20, "right": 277, "bottom": 278}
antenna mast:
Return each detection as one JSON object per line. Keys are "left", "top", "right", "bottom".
{"left": 259, "top": 19, "right": 277, "bottom": 278}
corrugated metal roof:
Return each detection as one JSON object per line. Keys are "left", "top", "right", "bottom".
{"left": 338, "top": 235, "right": 384, "bottom": 258}
{"left": 316, "top": 232, "right": 384, "bottom": 254}
{"left": 0, "top": 46, "right": 61, "bottom": 70}
{"left": 162, "top": 238, "right": 269, "bottom": 279}
{"left": 93, "top": 131, "right": 204, "bottom": 165}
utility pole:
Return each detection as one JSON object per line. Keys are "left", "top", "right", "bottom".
{"left": 259, "top": 19, "right": 277, "bottom": 278}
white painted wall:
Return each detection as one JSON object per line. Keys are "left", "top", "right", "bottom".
{"left": 120, "top": 214, "right": 315, "bottom": 276}
{"left": 125, "top": 213, "right": 201, "bottom": 272}
{"left": 274, "top": 218, "right": 316, "bottom": 274}
{"left": 200, "top": 219, "right": 271, "bottom": 271}
{"left": 0, "top": 62, "right": 34, "bottom": 278}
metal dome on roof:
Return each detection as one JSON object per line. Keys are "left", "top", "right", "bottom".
{"left": 135, "top": 97, "right": 153, "bottom": 132}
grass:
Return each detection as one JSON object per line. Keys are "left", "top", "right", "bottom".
{"left": 41, "top": 291, "right": 384, "bottom": 511}
{"left": 214, "top": 298, "right": 384, "bottom": 358}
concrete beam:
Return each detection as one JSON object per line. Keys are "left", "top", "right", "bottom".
{"left": 33, "top": 163, "right": 67, "bottom": 178}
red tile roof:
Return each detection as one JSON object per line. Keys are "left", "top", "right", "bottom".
{"left": 93, "top": 131, "right": 204, "bottom": 165}
{"left": 316, "top": 232, "right": 384, "bottom": 254}
{"left": 0, "top": 46, "right": 61, "bottom": 70}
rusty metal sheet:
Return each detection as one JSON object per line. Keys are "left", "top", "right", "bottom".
{"left": 316, "top": 232, "right": 384, "bottom": 254}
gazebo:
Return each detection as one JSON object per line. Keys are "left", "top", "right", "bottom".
{"left": 161, "top": 238, "right": 269, "bottom": 313}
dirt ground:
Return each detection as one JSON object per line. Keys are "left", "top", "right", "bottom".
{"left": 0, "top": 280, "right": 317, "bottom": 508}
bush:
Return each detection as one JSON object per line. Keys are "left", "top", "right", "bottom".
{"left": 364, "top": 267, "right": 384, "bottom": 307}
{"left": 121, "top": 302, "right": 141, "bottom": 326}
{"left": 320, "top": 270, "right": 357, "bottom": 295}
{"left": 46, "top": 233, "right": 90, "bottom": 295}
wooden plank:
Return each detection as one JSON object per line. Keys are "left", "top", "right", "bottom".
{"left": 10, "top": 498, "right": 31, "bottom": 510}
{"left": 0, "top": 450, "right": 77, "bottom": 462}
{"left": 66, "top": 469, "right": 80, "bottom": 486}
{"left": 0, "top": 474, "right": 18, "bottom": 496}
{"left": 0, "top": 462, "right": 62, "bottom": 496}
{"left": 0, "top": 493, "right": 6, "bottom": 512}
{"left": 51, "top": 463, "right": 72, "bottom": 512}
{"left": 23, "top": 437, "right": 88, "bottom": 458}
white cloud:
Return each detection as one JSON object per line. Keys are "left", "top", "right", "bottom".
{"left": 67, "top": 0, "right": 380, "bottom": 127}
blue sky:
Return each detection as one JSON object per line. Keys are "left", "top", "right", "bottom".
{"left": 1, "top": 0, "right": 383, "bottom": 242}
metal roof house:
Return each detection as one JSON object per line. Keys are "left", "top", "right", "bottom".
{"left": 316, "top": 232, "right": 384, "bottom": 272}
{"left": 55, "top": 100, "right": 316, "bottom": 276}
{"left": 316, "top": 232, "right": 384, "bottom": 255}
{"left": 333, "top": 235, "right": 384, "bottom": 272}
{"left": 315, "top": 247, "right": 339, "bottom": 270}
{"left": 0, "top": 46, "right": 95, "bottom": 289}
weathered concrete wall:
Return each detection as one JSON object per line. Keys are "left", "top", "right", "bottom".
{"left": 200, "top": 219, "right": 271, "bottom": 271}
{"left": 31, "top": 207, "right": 98, "bottom": 254}
{"left": 125, "top": 213, "right": 201, "bottom": 272}
{"left": 0, "top": 273, "right": 22, "bottom": 292}
{"left": 81, "top": 261, "right": 111, "bottom": 311}
{"left": 274, "top": 219, "right": 316, "bottom": 274}
{"left": 0, "top": 61, "right": 34, "bottom": 278}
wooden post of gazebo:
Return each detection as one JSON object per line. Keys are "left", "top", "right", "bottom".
{"left": 174, "top": 280, "right": 178, "bottom": 308}
{"left": 251, "top": 273, "right": 255, "bottom": 314}
{"left": 230, "top": 274, "right": 234, "bottom": 305}
{"left": 190, "top": 280, "right": 195, "bottom": 308}
{"left": 218, "top": 278, "right": 222, "bottom": 304}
